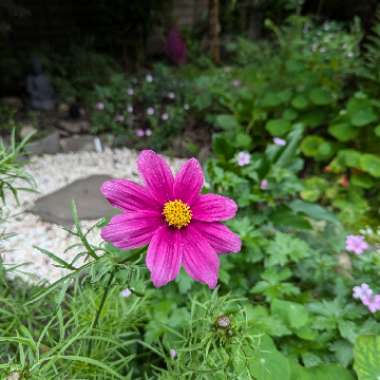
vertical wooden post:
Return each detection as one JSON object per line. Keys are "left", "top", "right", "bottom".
{"left": 209, "top": 0, "right": 221, "bottom": 64}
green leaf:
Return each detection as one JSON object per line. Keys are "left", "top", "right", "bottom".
{"left": 374, "top": 125, "right": 380, "bottom": 137}
{"left": 289, "top": 199, "right": 339, "bottom": 224}
{"left": 354, "top": 335, "right": 380, "bottom": 380}
{"left": 271, "top": 299, "right": 309, "bottom": 329}
{"left": 247, "top": 334, "right": 291, "bottom": 380}
{"left": 235, "top": 133, "right": 252, "bottom": 149}
{"left": 347, "top": 97, "right": 378, "bottom": 127}
{"left": 351, "top": 173, "right": 375, "bottom": 188}
{"left": 266, "top": 118, "right": 292, "bottom": 136}
{"left": 360, "top": 154, "right": 380, "bottom": 177}
{"left": 329, "top": 122, "right": 359, "bottom": 142}
{"left": 300, "top": 136, "right": 334, "bottom": 161}
{"left": 337, "top": 149, "right": 362, "bottom": 168}
{"left": 300, "top": 177, "right": 329, "bottom": 202}
{"left": 292, "top": 95, "right": 309, "bottom": 110}
{"left": 309, "top": 88, "right": 334, "bottom": 106}
{"left": 283, "top": 108, "right": 298, "bottom": 121}
{"left": 212, "top": 134, "right": 234, "bottom": 159}
{"left": 215, "top": 114, "right": 240, "bottom": 129}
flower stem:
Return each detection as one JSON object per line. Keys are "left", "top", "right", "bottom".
{"left": 87, "top": 268, "right": 116, "bottom": 356}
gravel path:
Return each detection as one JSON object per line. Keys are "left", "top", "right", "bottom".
{"left": 1, "top": 148, "right": 183, "bottom": 284}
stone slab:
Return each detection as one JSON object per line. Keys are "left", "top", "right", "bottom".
{"left": 30, "top": 174, "right": 117, "bottom": 225}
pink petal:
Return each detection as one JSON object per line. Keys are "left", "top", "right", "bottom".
{"left": 137, "top": 150, "right": 174, "bottom": 203}
{"left": 101, "top": 211, "right": 161, "bottom": 250}
{"left": 173, "top": 158, "right": 204, "bottom": 205}
{"left": 146, "top": 226, "right": 182, "bottom": 287}
{"left": 101, "top": 179, "right": 160, "bottom": 212}
{"left": 192, "top": 194, "right": 238, "bottom": 222}
{"left": 192, "top": 221, "right": 241, "bottom": 254}
{"left": 181, "top": 225, "right": 219, "bottom": 288}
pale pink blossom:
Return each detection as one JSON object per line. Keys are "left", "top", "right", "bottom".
{"left": 136, "top": 129, "right": 145, "bottom": 137}
{"left": 120, "top": 288, "right": 132, "bottom": 298}
{"left": 260, "top": 179, "right": 268, "bottom": 190}
{"left": 237, "top": 151, "right": 251, "bottom": 166}
{"left": 346, "top": 235, "right": 369, "bottom": 255}
{"left": 95, "top": 101, "right": 105, "bottom": 110}
{"left": 146, "top": 107, "right": 155, "bottom": 116}
{"left": 273, "top": 137, "right": 286, "bottom": 146}
{"left": 170, "top": 349, "right": 177, "bottom": 359}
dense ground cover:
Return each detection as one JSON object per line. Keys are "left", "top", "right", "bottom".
{"left": 1, "top": 12, "right": 380, "bottom": 380}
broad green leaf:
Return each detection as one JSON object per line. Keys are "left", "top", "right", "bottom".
{"left": 235, "top": 133, "right": 252, "bottom": 149}
{"left": 272, "top": 299, "right": 309, "bottom": 329}
{"left": 309, "top": 87, "right": 334, "bottom": 106}
{"left": 300, "top": 136, "right": 334, "bottom": 161}
{"left": 360, "top": 154, "right": 380, "bottom": 177}
{"left": 354, "top": 335, "right": 380, "bottom": 380}
{"left": 375, "top": 124, "right": 380, "bottom": 137}
{"left": 329, "top": 122, "right": 358, "bottom": 142}
{"left": 351, "top": 173, "right": 374, "bottom": 189}
{"left": 215, "top": 114, "right": 240, "bottom": 129}
{"left": 266, "top": 118, "right": 292, "bottom": 136}
{"left": 289, "top": 199, "right": 339, "bottom": 224}
{"left": 347, "top": 96, "right": 378, "bottom": 127}
{"left": 292, "top": 95, "right": 309, "bottom": 110}
{"left": 283, "top": 108, "right": 298, "bottom": 121}
{"left": 250, "top": 335, "right": 291, "bottom": 380}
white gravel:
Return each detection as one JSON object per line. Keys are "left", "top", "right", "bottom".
{"left": 1, "top": 148, "right": 183, "bottom": 284}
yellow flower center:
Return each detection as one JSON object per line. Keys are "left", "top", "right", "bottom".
{"left": 162, "top": 199, "right": 192, "bottom": 229}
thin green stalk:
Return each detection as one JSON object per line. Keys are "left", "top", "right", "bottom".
{"left": 87, "top": 268, "right": 116, "bottom": 357}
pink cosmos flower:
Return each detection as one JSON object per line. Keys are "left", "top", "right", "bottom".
{"left": 170, "top": 349, "right": 177, "bottom": 359}
{"left": 260, "top": 179, "right": 268, "bottom": 190}
{"left": 346, "top": 235, "right": 369, "bottom": 255}
{"left": 101, "top": 150, "right": 241, "bottom": 288}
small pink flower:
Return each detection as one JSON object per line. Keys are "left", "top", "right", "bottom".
{"left": 146, "top": 107, "right": 155, "bottom": 116}
{"left": 353, "top": 283, "right": 372, "bottom": 300}
{"left": 364, "top": 294, "right": 380, "bottom": 313}
{"left": 161, "top": 113, "right": 169, "bottom": 121}
{"left": 346, "top": 235, "right": 369, "bottom": 255}
{"left": 273, "top": 137, "right": 286, "bottom": 146}
{"left": 170, "top": 349, "right": 177, "bottom": 359}
{"left": 136, "top": 129, "right": 145, "bottom": 137}
{"left": 145, "top": 129, "right": 152, "bottom": 136}
{"left": 232, "top": 79, "right": 241, "bottom": 88}
{"left": 95, "top": 101, "right": 105, "bottom": 110}
{"left": 120, "top": 288, "right": 132, "bottom": 298}
{"left": 260, "top": 179, "right": 268, "bottom": 190}
{"left": 101, "top": 150, "right": 241, "bottom": 288}
{"left": 237, "top": 151, "right": 250, "bottom": 166}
